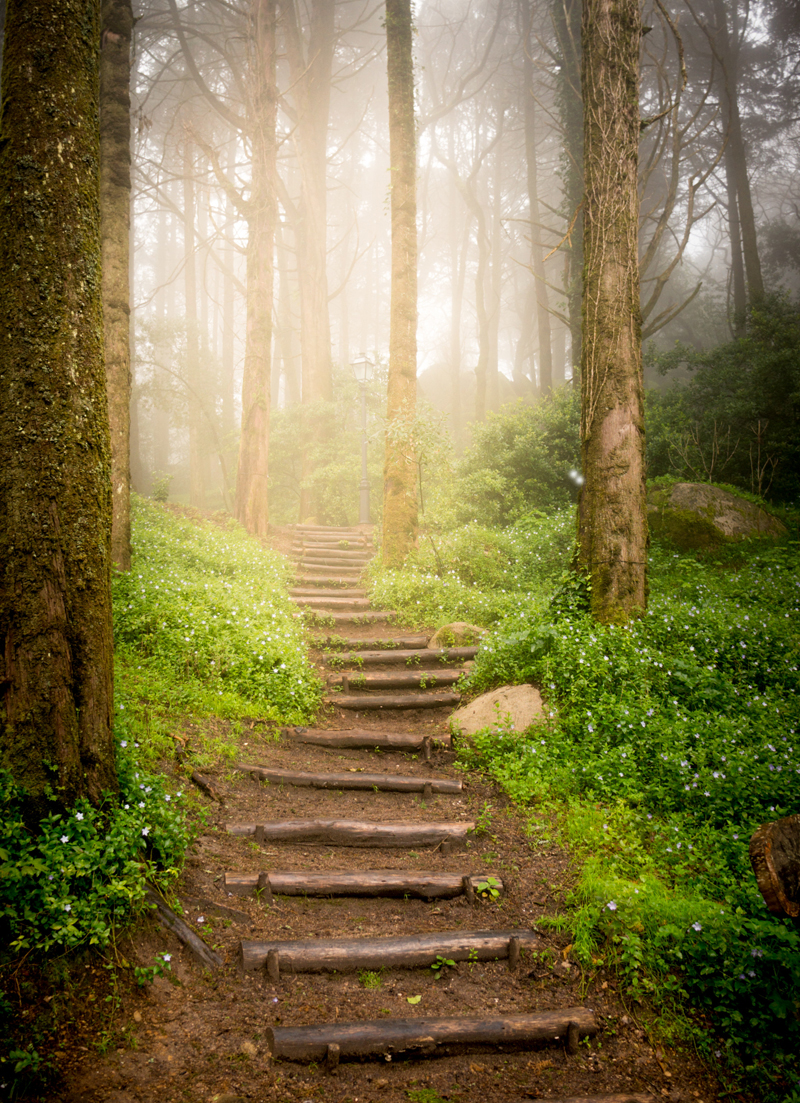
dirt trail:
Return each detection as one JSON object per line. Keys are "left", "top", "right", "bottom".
{"left": 53, "top": 526, "right": 722, "bottom": 1103}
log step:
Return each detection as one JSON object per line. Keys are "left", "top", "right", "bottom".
{"left": 297, "top": 562, "right": 364, "bottom": 574}
{"left": 301, "top": 611, "right": 397, "bottom": 625}
{"left": 329, "top": 691, "right": 460, "bottom": 710}
{"left": 294, "top": 597, "right": 372, "bottom": 611}
{"left": 226, "top": 819, "right": 475, "bottom": 847}
{"left": 223, "top": 870, "right": 499, "bottom": 900}
{"left": 267, "top": 1007, "right": 598, "bottom": 1062}
{"left": 525, "top": 1097, "right": 657, "bottom": 1103}
{"left": 236, "top": 764, "right": 461, "bottom": 793}
{"left": 299, "top": 551, "right": 373, "bottom": 563}
{"left": 282, "top": 727, "right": 451, "bottom": 752}
{"left": 324, "top": 646, "right": 478, "bottom": 666}
{"left": 290, "top": 587, "right": 367, "bottom": 598}
{"left": 312, "top": 635, "right": 430, "bottom": 650}
{"left": 329, "top": 670, "right": 463, "bottom": 690}
{"left": 240, "top": 927, "right": 535, "bottom": 974}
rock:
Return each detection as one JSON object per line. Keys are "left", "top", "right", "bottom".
{"left": 240, "top": 1040, "right": 258, "bottom": 1058}
{"left": 647, "top": 481, "right": 787, "bottom": 550}
{"left": 450, "top": 684, "right": 546, "bottom": 736}
{"left": 427, "top": 622, "right": 487, "bottom": 649}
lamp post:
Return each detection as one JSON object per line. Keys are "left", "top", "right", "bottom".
{"left": 351, "top": 355, "right": 373, "bottom": 524}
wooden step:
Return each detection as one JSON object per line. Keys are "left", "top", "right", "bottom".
{"left": 223, "top": 870, "right": 498, "bottom": 901}
{"left": 329, "top": 691, "right": 461, "bottom": 710}
{"left": 312, "top": 635, "right": 429, "bottom": 650}
{"left": 236, "top": 764, "right": 461, "bottom": 793}
{"left": 226, "top": 818, "right": 474, "bottom": 847}
{"left": 301, "top": 610, "right": 397, "bottom": 624}
{"left": 329, "top": 670, "right": 463, "bottom": 690}
{"left": 295, "top": 575, "right": 368, "bottom": 587}
{"left": 290, "top": 587, "right": 367, "bottom": 598}
{"left": 299, "top": 549, "right": 373, "bottom": 562}
{"left": 267, "top": 1006, "right": 599, "bottom": 1062}
{"left": 281, "top": 727, "right": 451, "bottom": 753}
{"left": 293, "top": 539, "right": 371, "bottom": 551}
{"left": 240, "top": 927, "right": 537, "bottom": 974}
{"left": 294, "top": 525, "right": 369, "bottom": 533}
{"left": 297, "top": 563, "right": 364, "bottom": 576}
{"left": 324, "top": 646, "right": 478, "bottom": 666}
{"left": 292, "top": 596, "right": 372, "bottom": 610}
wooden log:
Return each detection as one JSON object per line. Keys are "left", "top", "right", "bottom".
{"left": 144, "top": 889, "right": 223, "bottom": 971}
{"left": 293, "top": 597, "right": 372, "bottom": 610}
{"left": 291, "top": 587, "right": 367, "bottom": 597}
{"left": 235, "top": 765, "right": 462, "bottom": 793}
{"left": 749, "top": 813, "right": 800, "bottom": 917}
{"left": 329, "top": 692, "right": 461, "bottom": 710}
{"left": 312, "top": 636, "right": 429, "bottom": 650}
{"left": 282, "top": 728, "right": 452, "bottom": 751}
{"left": 307, "top": 611, "right": 396, "bottom": 624}
{"left": 240, "top": 928, "right": 539, "bottom": 973}
{"left": 327, "top": 670, "right": 463, "bottom": 690}
{"left": 223, "top": 870, "right": 501, "bottom": 900}
{"left": 267, "top": 1007, "right": 597, "bottom": 1061}
{"left": 226, "top": 819, "right": 474, "bottom": 848}
{"left": 524, "top": 1097, "right": 656, "bottom": 1103}
{"left": 189, "top": 770, "right": 225, "bottom": 805}
{"left": 324, "top": 647, "right": 478, "bottom": 666}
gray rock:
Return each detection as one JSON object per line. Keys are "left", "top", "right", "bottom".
{"left": 427, "top": 622, "right": 487, "bottom": 649}
{"left": 647, "top": 481, "right": 787, "bottom": 550}
{"left": 450, "top": 684, "right": 546, "bottom": 736}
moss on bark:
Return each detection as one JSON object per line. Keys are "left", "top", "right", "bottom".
{"left": 0, "top": 0, "right": 117, "bottom": 814}
{"left": 100, "top": 0, "right": 133, "bottom": 570}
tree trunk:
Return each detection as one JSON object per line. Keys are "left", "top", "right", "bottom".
{"left": 521, "top": 0, "right": 554, "bottom": 393}
{"left": 100, "top": 0, "right": 133, "bottom": 570}
{"left": 712, "top": 0, "right": 764, "bottom": 324}
{"left": 0, "top": 0, "right": 117, "bottom": 814}
{"left": 578, "top": 0, "right": 647, "bottom": 625}
{"left": 235, "top": 0, "right": 277, "bottom": 536}
{"left": 552, "top": 0, "right": 583, "bottom": 379}
{"left": 182, "top": 131, "right": 206, "bottom": 509}
{"left": 382, "top": 0, "right": 418, "bottom": 566}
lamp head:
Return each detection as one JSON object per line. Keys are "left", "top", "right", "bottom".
{"left": 351, "top": 355, "right": 373, "bottom": 384}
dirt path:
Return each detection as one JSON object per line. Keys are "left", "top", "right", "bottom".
{"left": 53, "top": 526, "right": 721, "bottom": 1103}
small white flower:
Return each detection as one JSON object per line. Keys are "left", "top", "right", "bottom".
{"left": 692, "top": 921, "right": 702, "bottom": 932}
{"left": 162, "top": 953, "right": 172, "bottom": 962}
{"left": 120, "top": 740, "right": 128, "bottom": 748}
{"left": 60, "top": 835, "right": 69, "bottom": 844}
{"left": 606, "top": 901, "right": 617, "bottom": 911}
{"left": 142, "top": 827, "right": 150, "bottom": 837}
{"left": 197, "top": 915, "right": 205, "bottom": 923}
{"left": 64, "top": 903, "right": 71, "bottom": 912}
{"left": 75, "top": 813, "right": 84, "bottom": 821}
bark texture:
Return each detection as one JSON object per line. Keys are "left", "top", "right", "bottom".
{"left": 235, "top": 0, "right": 278, "bottom": 536}
{"left": 578, "top": 0, "right": 647, "bottom": 624}
{"left": 100, "top": 0, "right": 133, "bottom": 570}
{"left": 0, "top": 0, "right": 117, "bottom": 812}
{"left": 382, "top": 0, "right": 418, "bottom": 566}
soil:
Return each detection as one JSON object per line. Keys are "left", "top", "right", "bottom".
{"left": 12, "top": 526, "right": 725, "bottom": 1103}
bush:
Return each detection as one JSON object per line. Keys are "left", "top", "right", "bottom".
{"left": 451, "top": 389, "right": 580, "bottom": 526}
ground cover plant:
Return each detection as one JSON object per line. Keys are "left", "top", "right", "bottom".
{"left": 452, "top": 534, "right": 800, "bottom": 1101}
{"left": 113, "top": 496, "right": 321, "bottom": 748}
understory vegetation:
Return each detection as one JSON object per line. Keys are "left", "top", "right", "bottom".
{"left": 370, "top": 403, "right": 800, "bottom": 1100}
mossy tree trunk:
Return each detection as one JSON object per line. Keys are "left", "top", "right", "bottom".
{"left": 382, "top": 0, "right": 418, "bottom": 566}
{"left": 0, "top": 0, "right": 117, "bottom": 813}
{"left": 100, "top": 0, "right": 133, "bottom": 570}
{"left": 235, "top": 0, "right": 277, "bottom": 537}
{"left": 577, "top": 0, "right": 647, "bottom": 624}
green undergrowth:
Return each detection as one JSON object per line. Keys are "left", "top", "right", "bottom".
{"left": 367, "top": 509, "right": 574, "bottom": 629}
{"left": 113, "top": 496, "right": 321, "bottom": 760}
{"left": 455, "top": 532, "right": 800, "bottom": 1101}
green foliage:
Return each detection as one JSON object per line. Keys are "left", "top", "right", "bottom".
{"left": 648, "top": 294, "right": 800, "bottom": 502}
{"left": 368, "top": 510, "right": 575, "bottom": 628}
{"left": 450, "top": 389, "right": 580, "bottom": 526}
{"left": 458, "top": 534, "right": 800, "bottom": 1098}
{"left": 113, "top": 496, "right": 321, "bottom": 732}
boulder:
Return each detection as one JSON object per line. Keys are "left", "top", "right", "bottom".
{"left": 647, "top": 481, "right": 787, "bottom": 551}
{"left": 427, "top": 622, "right": 487, "bottom": 649}
{"left": 450, "top": 684, "right": 546, "bottom": 737}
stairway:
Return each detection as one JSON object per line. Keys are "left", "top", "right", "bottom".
{"left": 217, "top": 525, "right": 600, "bottom": 1076}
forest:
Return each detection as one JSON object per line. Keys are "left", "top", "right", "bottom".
{"left": 0, "top": 0, "right": 799, "bottom": 1100}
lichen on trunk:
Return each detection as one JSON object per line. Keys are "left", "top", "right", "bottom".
{"left": 0, "top": 0, "right": 117, "bottom": 813}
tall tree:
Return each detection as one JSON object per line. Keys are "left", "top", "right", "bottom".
{"left": 235, "top": 0, "right": 278, "bottom": 535}
{"left": 0, "top": 0, "right": 117, "bottom": 812}
{"left": 100, "top": 0, "right": 134, "bottom": 570}
{"left": 578, "top": 0, "right": 647, "bottom": 623}
{"left": 382, "top": 0, "right": 418, "bottom": 565}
